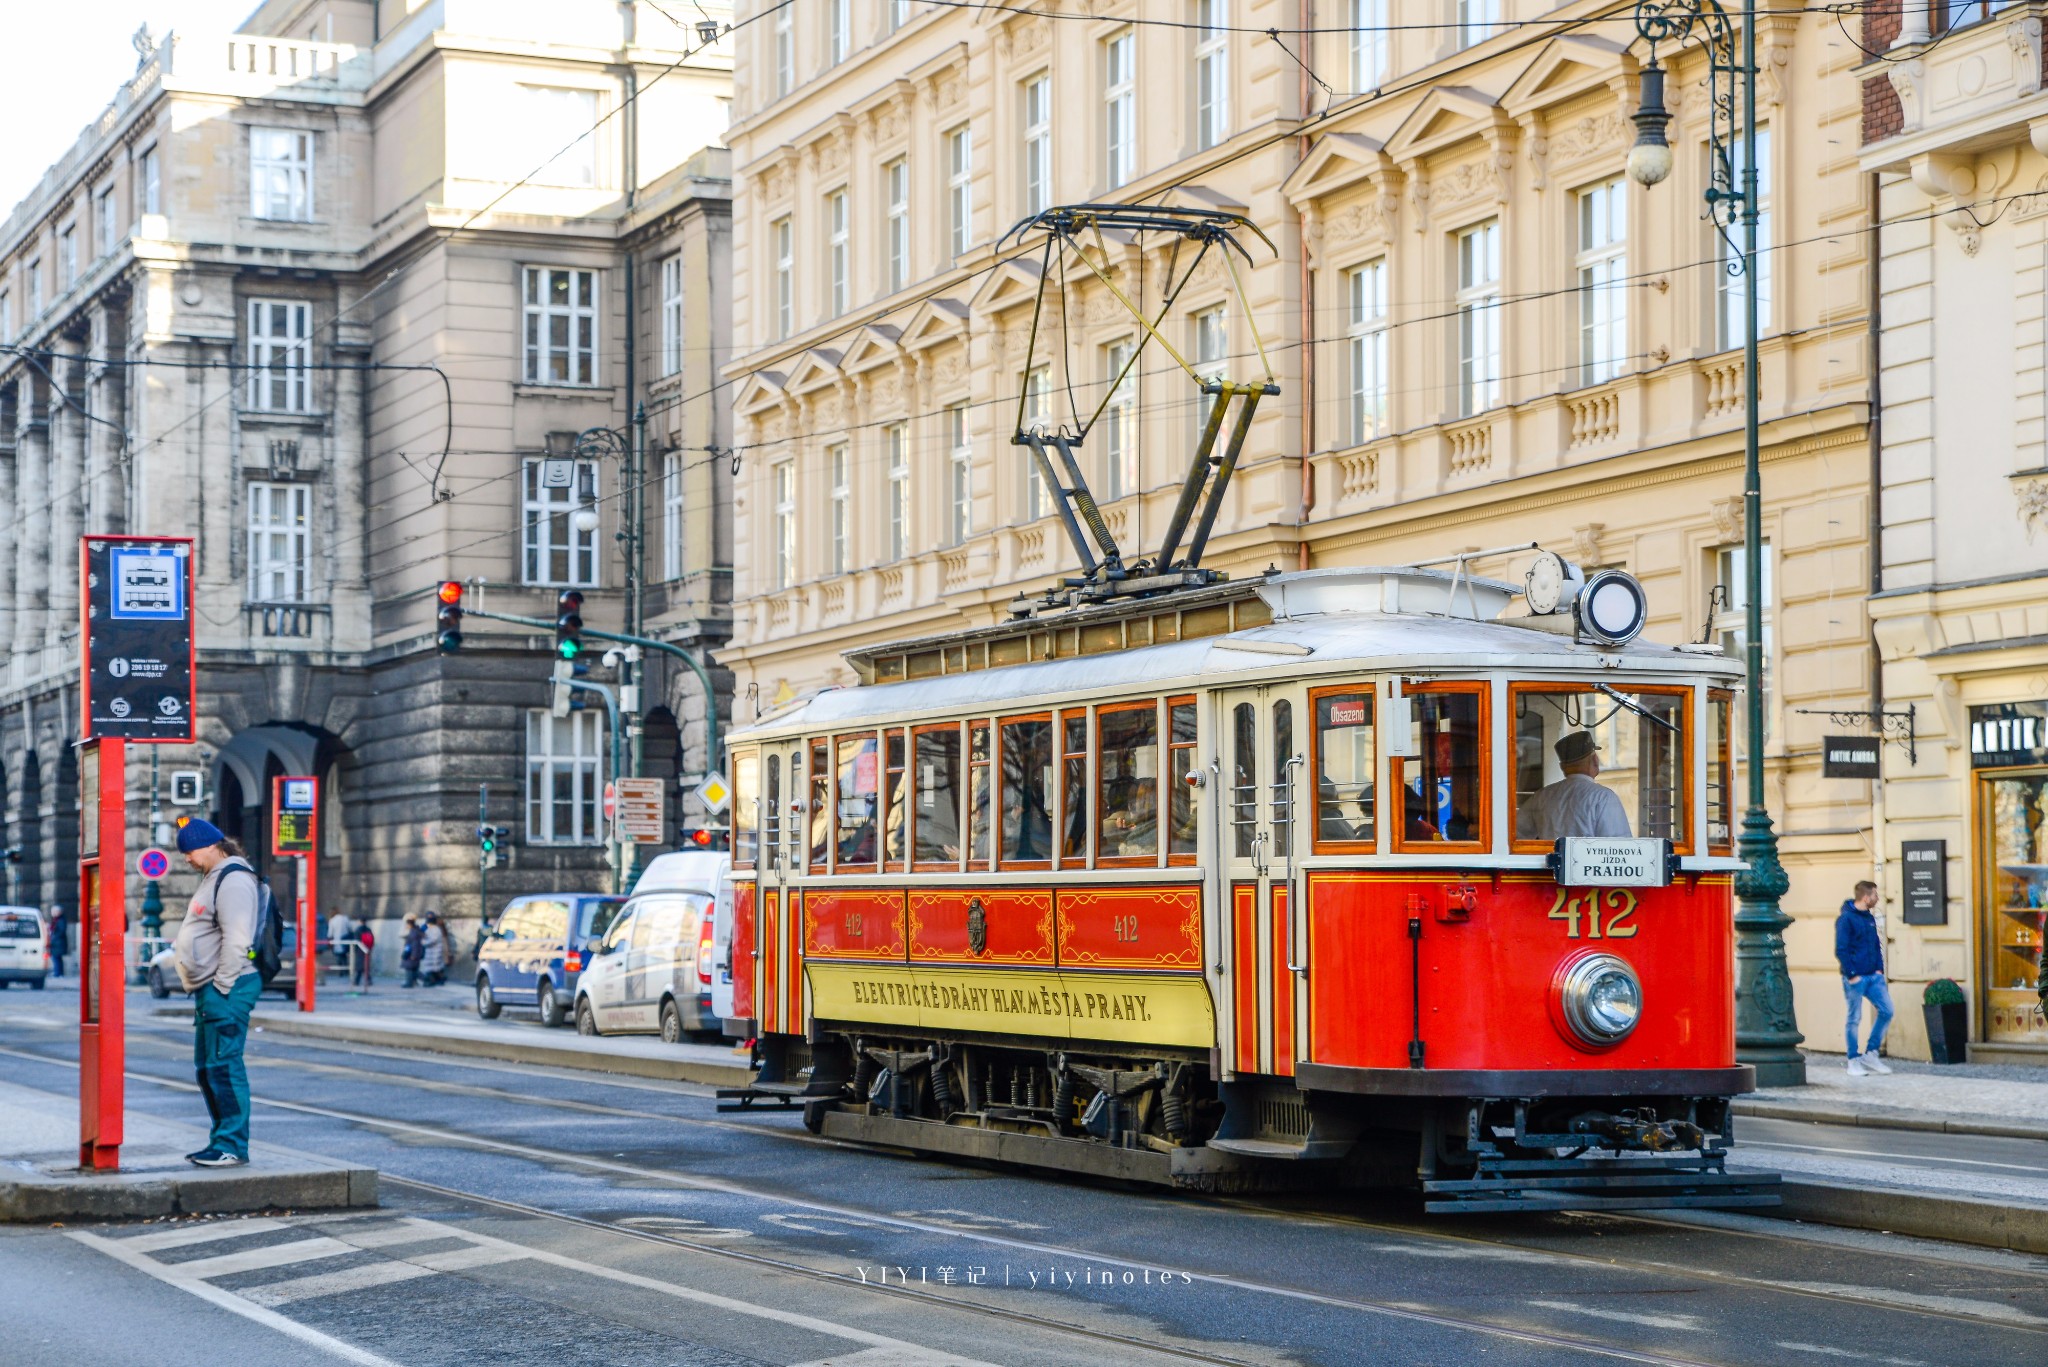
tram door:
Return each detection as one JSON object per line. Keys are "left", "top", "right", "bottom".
{"left": 758, "top": 741, "right": 805, "bottom": 1035}
{"left": 1217, "top": 686, "right": 1304, "bottom": 1078}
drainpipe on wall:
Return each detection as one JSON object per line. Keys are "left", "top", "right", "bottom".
{"left": 1296, "top": 0, "right": 1316, "bottom": 572}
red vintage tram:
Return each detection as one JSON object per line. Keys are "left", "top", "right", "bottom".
{"left": 722, "top": 561, "right": 1778, "bottom": 1212}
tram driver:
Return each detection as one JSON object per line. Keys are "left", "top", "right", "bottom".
{"left": 1516, "top": 730, "right": 1632, "bottom": 841}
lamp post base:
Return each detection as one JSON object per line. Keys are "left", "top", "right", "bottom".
{"left": 1733, "top": 804, "right": 1807, "bottom": 1088}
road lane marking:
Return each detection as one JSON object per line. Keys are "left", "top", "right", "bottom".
{"left": 1774, "top": 1342, "right": 1929, "bottom": 1366}
{"left": 1779, "top": 1283, "right": 2048, "bottom": 1329}
{"left": 1526, "top": 1301, "right": 1705, "bottom": 1332}
{"left": 787, "top": 1349, "right": 999, "bottom": 1367}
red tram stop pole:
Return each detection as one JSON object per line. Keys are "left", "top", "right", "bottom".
{"left": 77, "top": 738, "right": 126, "bottom": 1169}
{"left": 274, "top": 775, "right": 319, "bottom": 1011}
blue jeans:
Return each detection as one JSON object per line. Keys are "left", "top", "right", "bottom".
{"left": 1843, "top": 972, "right": 1895, "bottom": 1059}
{"left": 194, "top": 972, "right": 263, "bottom": 1158}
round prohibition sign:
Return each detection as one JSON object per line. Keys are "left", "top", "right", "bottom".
{"left": 137, "top": 848, "right": 171, "bottom": 880}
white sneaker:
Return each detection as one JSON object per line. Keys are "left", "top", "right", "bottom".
{"left": 1846, "top": 1055, "right": 1869, "bottom": 1077}
{"left": 1862, "top": 1055, "right": 1893, "bottom": 1075}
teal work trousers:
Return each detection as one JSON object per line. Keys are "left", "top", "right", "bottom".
{"left": 193, "top": 972, "right": 263, "bottom": 1159}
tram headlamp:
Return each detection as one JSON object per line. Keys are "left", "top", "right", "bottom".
{"left": 1575, "top": 568, "right": 1649, "bottom": 647}
{"left": 1553, "top": 952, "right": 1643, "bottom": 1050}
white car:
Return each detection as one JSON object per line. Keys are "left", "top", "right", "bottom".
{"left": 0, "top": 906, "right": 48, "bottom": 989}
{"left": 574, "top": 850, "right": 728, "bottom": 1043}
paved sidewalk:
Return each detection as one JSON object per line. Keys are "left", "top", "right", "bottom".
{"left": 1737, "top": 1052, "right": 2048, "bottom": 1140}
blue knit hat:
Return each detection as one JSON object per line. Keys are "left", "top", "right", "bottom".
{"left": 176, "top": 818, "right": 226, "bottom": 853}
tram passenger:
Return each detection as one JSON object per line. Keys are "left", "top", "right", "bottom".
{"left": 1101, "top": 771, "right": 1158, "bottom": 856}
{"left": 1517, "top": 730, "right": 1632, "bottom": 841}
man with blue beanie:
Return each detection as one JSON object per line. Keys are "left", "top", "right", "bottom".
{"left": 169, "top": 819, "right": 263, "bottom": 1166}
{"left": 1835, "top": 879, "right": 1894, "bottom": 1077}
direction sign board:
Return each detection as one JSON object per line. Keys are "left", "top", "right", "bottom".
{"left": 613, "top": 777, "right": 666, "bottom": 843}
{"left": 692, "top": 773, "right": 731, "bottom": 814}
{"left": 81, "top": 537, "right": 195, "bottom": 742}
{"left": 1551, "top": 837, "right": 1676, "bottom": 888}
{"left": 136, "top": 848, "right": 170, "bottom": 881}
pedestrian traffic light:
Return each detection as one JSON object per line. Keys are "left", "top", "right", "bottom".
{"left": 555, "top": 589, "right": 584, "bottom": 661}
{"left": 436, "top": 581, "right": 465, "bottom": 653}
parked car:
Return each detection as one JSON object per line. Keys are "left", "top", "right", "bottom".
{"left": 475, "top": 893, "right": 626, "bottom": 1027}
{"left": 147, "top": 925, "right": 299, "bottom": 999}
{"left": 574, "top": 851, "right": 727, "bottom": 1043}
{"left": 0, "top": 906, "right": 49, "bottom": 988}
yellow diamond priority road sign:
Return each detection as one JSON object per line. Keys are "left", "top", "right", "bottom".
{"left": 691, "top": 773, "right": 731, "bottom": 814}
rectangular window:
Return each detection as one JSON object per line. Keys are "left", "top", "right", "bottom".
{"left": 27, "top": 260, "right": 40, "bottom": 316}
{"left": 733, "top": 750, "right": 760, "bottom": 869}
{"left": 662, "top": 449, "right": 683, "bottom": 581}
{"left": 1456, "top": 219, "right": 1501, "bottom": 416}
{"left": 246, "top": 481, "right": 310, "bottom": 602}
{"left": 772, "top": 458, "right": 796, "bottom": 588}
{"left": 835, "top": 733, "right": 879, "bottom": 870}
{"left": 1346, "top": 259, "right": 1388, "bottom": 444}
{"left": 516, "top": 86, "right": 599, "bottom": 187}
{"left": 1022, "top": 365, "right": 1049, "bottom": 519}
{"left": 948, "top": 403, "right": 972, "bottom": 544}
{"left": 829, "top": 443, "right": 850, "bottom": 573}
{"left": 96, "top": 187, "right": 117, "bottom": 256}
{"left": 809, "top": 739, "right": 831, "bottom": 872}
{"left": 526, "top": 709, "right": 603, "bottom": 844}
{"left": 1707, "top": 690, "right": 1733, "bottom": 852}
{"left": 1392, "top": 683, "right": 1488, "bottom": 852}
{"left": 1717, "top": 126, "right": 1773, "bottom": 349}
{"left": 1097, "top": 702, "right": 1159, "bottom": 864}
{"left": 660, "top": 253, "right": 684, "bottom": 376}
{"left": 1059, "top": 709, "right": 1089, "bottom": 865}
{"left": 829, "top": 0, "right": 850, "bottom": 65}
{"left": 998, "top": 714, "right": 1054, "bottom": 867}
{"left": 912, "top": 724, "right": 962, "bottom": 868}
{"left": 1104, "top": 31, "right": 1135, "bottom": 191}
{"left": 886, "top": 423, "right": 909, "bottom": 561}
{"left": 886, "top": 0, "right": 911, "bottom": 33}
{"left": 246, "top": 299, "right": 311, "bottom": 412}
{"left": 946, "top": 125, "right": 972, "bottom": 257}
{"left": 882, "top": 729, "right": 908, "bottom": 868}
{"left": 1167, "top": 696, "right": 1198, "bottom": 862}
{"left": 1510, "top": 684, "right": 1689, "bottom": 852}
{"left": 58, "top": 226, "right": 75, "bottom": 286}
{"left": 522, "top": 458, "right": 599, "bottom": 586}
{"left": 1312, "top": 686, "right": 1376, "bottom": 851}
{"left": 968, "top": 721, "right": 992, "bottom": 868}
{"left": 249, "top": 127, "right": 313, "bottom": 221}
{"left": 827, "top": 189, "right": 849, "bottom": 317}
{"left": 1192, "top": 305, "right": 1226, "bottom": 436}
{"left": 522, "top": 266, "right": 599, "bottom": 386}
{"left": 1576, "top": 177, "right": 1627, "bottom": 386}
{"left": 1349, "top": 0, "right": 1388, "bottom": 90}
{"left": 774, "top": 4, "right": 794, "bottom": 97}
{"left": 1102, "top": 338, "right": 1137, "bottom": 500}
{"left": 1, "top": 291, "right": 10, "bottom": 339}
{"left": 1195, "top": 1, "right": 1230, "bottom": 150}
{"left": 1022, "top": 75, "right": 1052, "bottom": 217}
{"left": 774, "top": 217, "right": 794, "bottom": 339}
{"left": 1713, "top": 542, "right": 1774, "bottom": 737}
{"left": 1458, "top": 0, "right": 1499, "bottom": 48}
{"left": 884, "top": 158, "right": 909, "bottom": 293}
{"left": 140, "top": 146, "right": 161, "bottom": 217}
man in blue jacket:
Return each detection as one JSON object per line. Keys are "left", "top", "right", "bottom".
{"left": 1835, "top": 879, "right": 1893, "bottom": 1076}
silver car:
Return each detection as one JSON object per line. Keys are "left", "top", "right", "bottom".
{"left": 573, "top": 886, "right": 720, "bottom": 1043}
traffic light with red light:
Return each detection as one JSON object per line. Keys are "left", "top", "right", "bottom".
{"left": 555, "top": 589, "right": 585, "bottom": 661}
{"left": 436, "top": 581, "right": 465, "bottom": 653}
{"left": 681, "top": 826, "right": 728, "bottom": 850}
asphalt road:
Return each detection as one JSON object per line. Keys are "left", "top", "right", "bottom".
{"left": 3, "top": 988, "right": 2047, "bottom": 1367}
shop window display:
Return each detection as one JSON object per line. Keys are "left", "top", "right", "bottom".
{"left": 1985, "top": 773, "right": 2048, "bottom": 1043}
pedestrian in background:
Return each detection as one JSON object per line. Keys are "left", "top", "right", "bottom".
{"left": 399, "top": 913, "right": 423, "bottom": 988}
{"left": 421, "top": 911, "right": 450, "bottom": 986}
{"left": 327, "top": 908, "right": 356, "bottom": 971}
{"left": 353, "top": 921, "right": 375, "bottom": 988}
{"left": 45, "top": 906, "right": 64, "bottom": 978}
{"left": 169, "top": 819, "right": 263, "bottom": 1167}
{"left": 1835, "top": 879, "right": 1894, "bottom": 1077}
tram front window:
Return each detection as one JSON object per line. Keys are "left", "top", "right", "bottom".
{"left": 733, "top": 751, "right": 759, "bottom": 867}
{"left": 1098, "top": 702, "right": 1159, "bottom": 861}
{"left": 1512, "top": 685, "right": 1686, "bottom": 847}
{"left": 1313, "top": 689, "right": 1375, "bottom": 847}
{"left": 1394, "top": 688, "right": 1484, "bottom": 848}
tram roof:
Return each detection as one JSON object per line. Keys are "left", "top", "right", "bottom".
{"left": 735, "top": 568, "right": 1742, "bottom": 740}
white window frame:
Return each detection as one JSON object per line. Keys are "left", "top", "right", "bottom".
{"left": 886, "top": 0, "right": 911, "bottom": 32}
{"left": 1195, "top": 1, "right": 1230, "bottom": 151}
{"left": 1102, "top": 338, "right": 1137, "bottom": 500}
{"left": 773, "top": 458, "right": 797, "bottom": 588}
{"left": 522, "top": 266, "right": 599, "bottom": 386}
{"left": 1192, "top": 305, "right": 1226, "bottom": 440}
{"left": 1022, "top": 75, "right": 1052, "bottom": 217}
{"left": 58, "top": 225, "right": 76, "bottom": 287}
{"left": 0, "top": 291, "right": 10, "bottom": 340}
{"left": 96, "top": 187, "right": 117, "bottom": 257}
{"left": 829, "top": 443, "right": 850, "bottom": 573}
{"left": 773, "top": 217, "right": 794, "bottom": 339}
{"left": 517, "top": 86, "right": 600, "bottom": 188}
{"left": 1717, "top": 125, "right": 1773, "bottom": 351}
{"left": 1022, "top": 365, "right": 1050, "bottom": 520}
{"left": 527, "top": 709, "right": 604, "bottom": 846}
{"left": 884, "top": 158, "right": 909, "bottom": 294}
{"left": 886, "top": 422, "right": 910, "bottom": 561}
{"left": 660, "top": 253, "right": 684, "bottom": 377}
{"left": 249, "top": 127, "right": 314, "bottom": 221}
{"left": 827, "top": 189, "right": 849, "bottom": 317}
{"left": 1576, "top": 177, "right": 1628, "bottom": 386}
{"left": 1457, "top": 0, "right": 1499, "bottom": 49}
{"left": 26, "top": 260, "right": 40, "bottom": 316}
{"left": 1456, "top": 219, "right": 1502, "bottom": 417}
{"left": 246, "top": 481, "right": 311, "bottom": 603}
{"left": 1346, "top": 259, "right": 1388, "bottom": 445}
{"left": 947, "top": 126, "right": 973, "bottom": 257}
{"left": 140, "top": 146, "right": 161, "bottom": 218}
{"left": 1712, "top": 541, "right": 1774, "bottom": 745}
{"left": 1350, "top": 0, "right": 1388, "bottom": 91}
{"left": 948, "top": 403, "right": 972, "bottom": 545}
{"left": 246, "top": 298, "right": 312, "bottom": 413}
{"left": 774, "top": 4, "right": 794, "bottom": 98}
{"left": 521, "top": 457, "right": 600, "bottom": 587}
{"left": 662, "top": 448, "right": 684, "bottom": 581}
{"left": 829, "top": 0, "right": 850, "bottom": 65}
{"left": 1104, "top": 31, "right": 1135, "bottom": 191}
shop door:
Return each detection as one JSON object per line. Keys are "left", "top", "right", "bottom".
{"left": 1217, "top": 687, "right": 1303, "bottom": 1078}
{"left": 1982, "top": 769, "right": 2048, "bottom": 1044}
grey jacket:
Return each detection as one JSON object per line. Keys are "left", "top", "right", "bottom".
{"left": 171, "top": 857, "right": 260, "bottom": 994}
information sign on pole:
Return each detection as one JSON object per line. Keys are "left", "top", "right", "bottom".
{"left": 1821, "top": 735, "right": 1881, "bottom": 780}
{"left": 272, "top": 776, "right": 320, "bottom": 1011}
{"left": 1901, "top": 839, "right": 1948, "bottom": 927}
{"left": 81, "top": 536, "right": 196, "bottom": 743}
{"left": 613, "top": 777, "right": 666, "bottom": 843}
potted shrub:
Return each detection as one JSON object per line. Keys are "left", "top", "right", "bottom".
{"left": 1922, "top": 979, "right": 1968, "bottom": 1065}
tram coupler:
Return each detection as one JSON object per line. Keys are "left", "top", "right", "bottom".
{"left": 1565, "top": 1110, "right": 1709, "bottom": 1153}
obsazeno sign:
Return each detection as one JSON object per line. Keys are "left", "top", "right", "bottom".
{"left": 81, "top": 536, "right": 196, "bottom": 743}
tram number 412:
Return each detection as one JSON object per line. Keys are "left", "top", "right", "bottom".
{"left": 1112, "top": 914, "right": 1141, "bottom": 944}
{"left": 1548, "top": 888, "right": 1639, "bottom": 940}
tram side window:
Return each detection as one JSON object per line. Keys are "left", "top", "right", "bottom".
{"left": 1510, "top": 684, "right": 1687, "bottom": 849}
{"left": 1000, "top": 715, "right": 1054, "bottom": 865}
{"left": 733, "top": 750, "right": 759, "bottom": 869}
{"left": 763, "top": 753, "right": 782, "bottom": 871}
{"left": 1230, "top": 701, "right": 1257, "bottom": 857}
{"left": 968, "top": 721, "right": 992, "bottom": 867}
{"left": 1060, "top": 710, "right": 1089, "bottom": 863}
{"left": 835, "top": 733, "right": 879, "bottom": 869}
{"left": 883, "top": 730, "right": 907, "bottom": 867}
{"left": 1168, "top": 697, "right": 1198, "bottom": 861}
{"left": 1313, "top": 688, "right": 1375, "bottom": 849}
{"left": 1271, "top": 699, "right": 1295, "bottom": 854}
{"left": 808, "top": 740, "right": 831, "bottom": 870}
{"left": 1707, "top": 691, "right": 1733, "bottom": 853}
{"left": 1098, "top": 701, "right": 1160, "bottom": 863}
{"left": 1394, "top": 687, "right": 1485, "bottom": 849}
{"left": 913, "top": 726, "right": 963, "bottom": 866}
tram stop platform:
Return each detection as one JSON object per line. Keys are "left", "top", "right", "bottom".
{"left": 0, "top": 1079, "right": 378, "bottom": 1222}
{"left": 1736, "top": 1053, "right": 2048, "bottom": 1141}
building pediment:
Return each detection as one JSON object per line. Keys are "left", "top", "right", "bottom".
{"left": 1385, "top": 85, "right": 1512, "bottom": 163}
{"left": 901, "top": 296, "right": 970, "bottom": 351}
{"left": 732, "top": 369, "right": 789, "bottom": 418}
{"left": 839, "top": 324, "right": 904, "bottom": 374}
{"left": 1282, "top": 132, "right": 1393, "bottom": 207}
{"left": 1500, "top": 36, "right": 1631, "bottom": 118}
{"left": 784, "top": 348, "right": 846, "bottom": 396}
{"left": 967, "top": 256, "right": 1044, "bottom": 317}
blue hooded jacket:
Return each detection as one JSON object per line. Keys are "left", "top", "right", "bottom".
{"left": 1835, "top": 899, "right": 1883, "bottom": 978}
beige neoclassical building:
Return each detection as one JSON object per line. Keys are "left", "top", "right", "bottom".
{"left": 721, "top": 2, "right": 1881, "bottom": 1051}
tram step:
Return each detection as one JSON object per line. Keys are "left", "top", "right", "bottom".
{"left": 1424, "top": 1161, "right": 1781, "bottom": 1214}
{"left": 1205, "top": 1136, "right": 1354, "bottom": 1161}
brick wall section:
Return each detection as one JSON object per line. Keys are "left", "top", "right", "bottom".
{"left": 1863, "top": 75, "right": 1903, "bottom": 144}
{"left": 1865, "top": 0, "right": 1901, "bottom": 51}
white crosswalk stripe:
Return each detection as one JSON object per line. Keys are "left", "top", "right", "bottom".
{"left": 115, "top": 1218, "right": 291, "bottom": 1254}
{"left": 170, "top": 1236, "right": 362, "bottom": 1280}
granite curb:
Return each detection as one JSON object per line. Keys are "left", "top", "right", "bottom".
{"left": 0, "top": 1155, "right": 378, "bottom": 1223}
{"left": 1764, "top": 1178, "right": 2048, "bottom": 1256}
{"left": 1733, "top": 1098, "right": 2048, "bottom": 1144}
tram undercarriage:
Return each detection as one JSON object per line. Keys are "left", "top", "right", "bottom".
{"left": 730, "top": 1032, "right": 1780, "bottom": 1212}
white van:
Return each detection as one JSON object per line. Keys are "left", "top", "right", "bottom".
{"left": 572, "top": 850, "right": 730, "bottom": 1042}
{"left": 0, "top": 906, "right": 48, "bottom": 988}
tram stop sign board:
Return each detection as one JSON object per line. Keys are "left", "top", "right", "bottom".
{"left": 81, "top": 537, "right": 196, "bottom": 743}
{"left": 274, "top": 777, "right": 317, "bottom": 855}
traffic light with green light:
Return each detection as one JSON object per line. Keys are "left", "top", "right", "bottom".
{"left": 555, "top": 589, "right": 585, "bottom": 661}
{"left": 436, "top": 581, "right": 464, "bottom": 652}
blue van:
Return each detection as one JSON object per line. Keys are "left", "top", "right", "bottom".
{"left": 475, "top": 893, "right": 625, "bottom": 1028}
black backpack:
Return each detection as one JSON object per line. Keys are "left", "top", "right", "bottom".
{"left": 227, "top": 865, "right": 284, "bottom": 986}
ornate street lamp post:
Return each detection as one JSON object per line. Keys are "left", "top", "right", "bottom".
{"left": 1627, "top": 0, "right": 1804, "bottom": 1085}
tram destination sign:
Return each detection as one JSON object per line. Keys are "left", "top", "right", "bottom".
{"left": 80, "top": 536, "right": 196, "bottom": 743}
{"left": 1550, "top": 837, "right": 1677, "bottom": 888}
